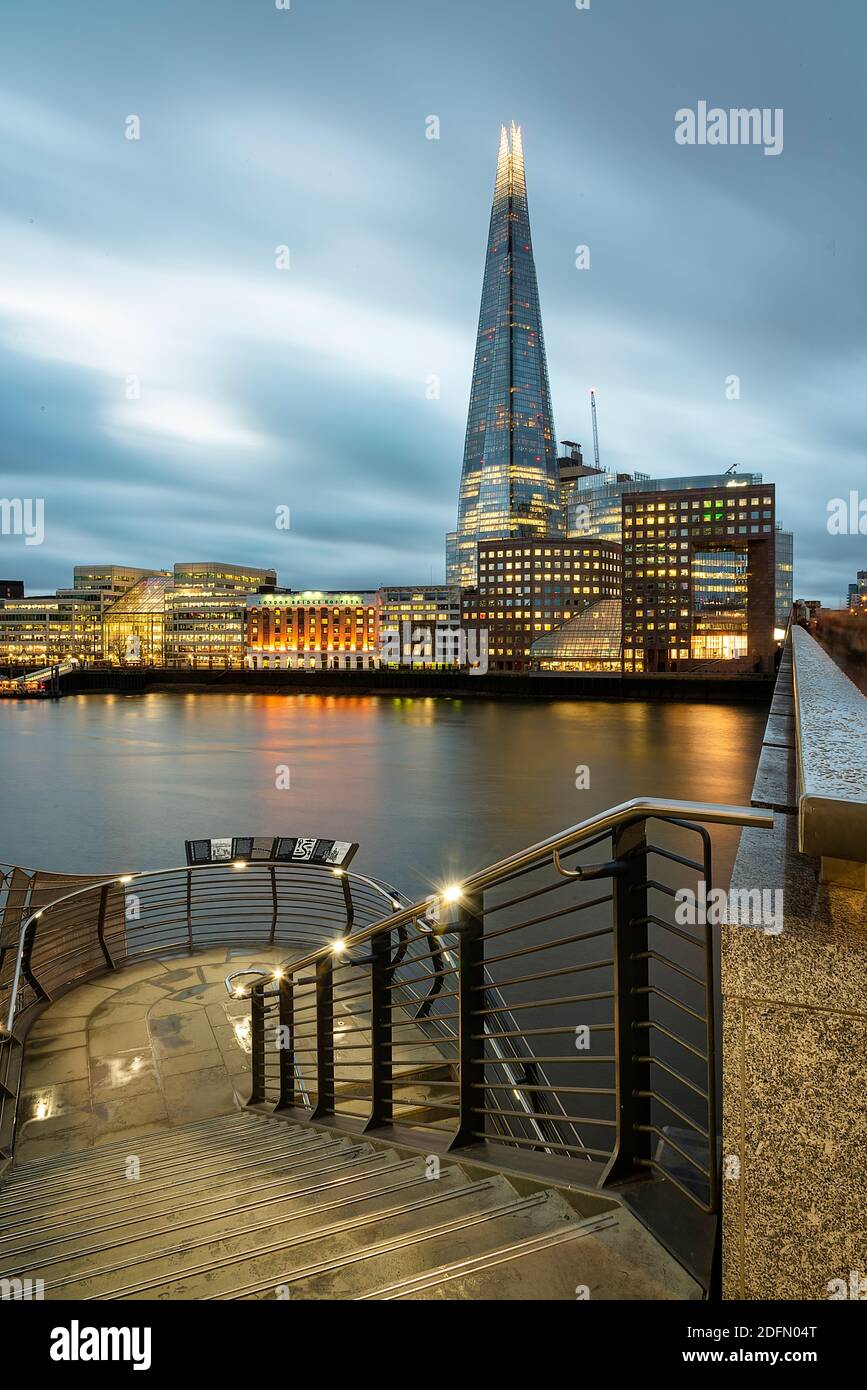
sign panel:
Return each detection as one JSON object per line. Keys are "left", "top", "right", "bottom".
{"left": 184, "top": 837, "right": 358, "bottom": 868}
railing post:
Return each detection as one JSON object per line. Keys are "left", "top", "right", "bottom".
{"left": 96, "top": 883, "right": 114, "bottom": 969}
{"left": 186, "top": 869, "right": 194, "bottom": 951}
{"left": 340, "top": 873, "right": 354, "bottom": 932}
{"left": 269, "top": 865, "right": 278, "bottom": 946}
{"left": 20, "top": 917, "right": 48, "bottom": 1005}
{"left": 275, "top": 973, "right": 295, "bottom": 1111}
{"left": 248, "top": 984, "right": 266, "bottom": 1106}
{"left": 601, "top": 818, "right": 652, "bottom": 1187}
{"left": 310, "top": 954, "right": 335, "bottom": 1119}
{"left": 447, "top": 892, "right": 485, "bottom": 1151}
{"left": 364, "top": 929, "right": 393, "bottom": 1130}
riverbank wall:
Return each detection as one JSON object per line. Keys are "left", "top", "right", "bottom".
{"left": 48, "top": 666, "right": 775, "bottom": 704}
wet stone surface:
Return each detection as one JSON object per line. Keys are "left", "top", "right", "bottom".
{"left": 15, "top": 946, "right": 291, "bottom": 1163}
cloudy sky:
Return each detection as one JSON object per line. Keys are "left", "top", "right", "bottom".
{"left": 1, "top": 0, "right": 864, "bottom": 603}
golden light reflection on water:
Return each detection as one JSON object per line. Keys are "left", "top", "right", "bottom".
{"left": 0, "top": 693, "right": 766, "bottom": 896}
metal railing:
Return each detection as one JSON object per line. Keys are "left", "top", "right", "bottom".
{"left": 0, "top": 859, "right": 416, "bottom": 1156}
{"left": 240, "top": 798, "right": 772, "bottom": 1214}
{"left": 1, "top": 798, "right": 773, "bottom": 1222}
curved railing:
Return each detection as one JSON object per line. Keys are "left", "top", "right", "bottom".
{"left": 0, "top": 860, "right": 418, "bottom": 1157}
{"left": 239, "top": 798, "right": 774, "bottom": 1218}
{"left": 1, "top": 797, "right": 774, "bottom": 1232}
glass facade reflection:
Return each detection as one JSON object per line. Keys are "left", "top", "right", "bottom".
{"left": 691, "top": 549, "right": 750, "bottom": 660}
{"left": 447, "top": 124, "right": 562, "bottom": 587}
{"left": 530, "top": 597, "right": 623, "bottom": 672}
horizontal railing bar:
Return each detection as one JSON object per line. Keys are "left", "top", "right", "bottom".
{"left": 480, "top": 895, "right": 615, "bottom": 942}
{"left": 478, "top": 1105, "right": 615, "bottom": 1128}
{"left": 479, "top": 1055, "right": 616, "bottom": 1066}
{"left": 646, "top": 846, "right": 703, "bottom": 874}
{"left": 636, "top": 1125, "right": 711, "bottom": 1179}
{"left": 636, "top": 1158, "right": 711, "bottom": 1212}
{"left": 633, "top": 1021, "right": 707, "bottom": 1062}
{"left": 482, "top": 925, "right": 615, "bottom": 967}
{"left": 635, "top": 1091, "right": 709, "bottom": 1141}
{"left": 634, "top": 1056, "right": 708, "bottom": 1101}
{"left": 472, "top": 959, "right": 615, "bottom": 992}
{"left": 474, "top": 1081, "right": 615, "bottom": 1097}
{"left": 632, "top": 986, "right": 706, "bottom": 1025}
{"left": 476, "top": 992, "right": 616, "bottom": 1015}
{"left": 470, "top": 1024, "right": 614, "bottom": 1041}
{"left": 472, "top": 1126, "right": 612, "bottom": 1151}
{"left": 632, "top": 914, "right": 705, "bottom": 949}
{"left": 631, "top": 950, "right": 704, "bottom": 987}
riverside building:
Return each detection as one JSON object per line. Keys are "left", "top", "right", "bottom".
{"left": 246, "top": 591, "right": 379, "bottom": 670}
{"left": 622, "top": 481, "right": 777, "bottom": 673}
{"left": 376, "top": 585, "right": 463, "bottom": 667}
{"left": 165, "top": 562, "right": 277, "bottom": 669}
{"left": 462, "top": 537, "right": 621, "bottom": 672}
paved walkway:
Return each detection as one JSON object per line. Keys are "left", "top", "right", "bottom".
{"left": 16, "top": 946, "right": 288, "bottom": 1163}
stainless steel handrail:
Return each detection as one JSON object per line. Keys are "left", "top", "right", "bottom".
{"left": 0, "top": 861, "right": 404, "bottom": 1036}
{"left": 261, "top": 798, "right": 773, "bottom": 979}
{"left": 1, "top": 799, "right": 771, "bottom": 1038}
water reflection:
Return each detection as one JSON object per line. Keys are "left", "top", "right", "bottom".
{"left": 0, "top": 693, "right": 765, "bottom": 894}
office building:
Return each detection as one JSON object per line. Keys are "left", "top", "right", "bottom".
{"left": 0, "top": 565, "right": 156, "bottom": 666}
{"left": 462, "top": 537, "right": 621, "bottom": 672}
{"left": 847, "top": 571, "right": 867, "bottom": 614}
{"left": 0, "top": 594, "right": 74, "bottom": 667}
{"left": 102, "top": 575, "right": 175, "bottom": 665}
{"left": 246, "top": 591, "right": 379, "bottom": 670}
{"left": 165, "top": 562, "right": 277, "bottom": 668}
{"left": 60, "top": 566, "right": 161, "bottom": 663}
{"left": 529, "top": 597, "right": 623, "bottom": 673}
{"left": 447, "top": 124, "right": 562, "bottom": 587}
{"left": 564, "top": 470, "right": 763, "bottom": 543}
{"left": 377, "top": 585, "right": 463, "bottom": 667}
{"left": 774, "top": 527, "right": 794, "bottom": 631}
{"left": 622, "top": 482, "right": 777, "bottom": 673}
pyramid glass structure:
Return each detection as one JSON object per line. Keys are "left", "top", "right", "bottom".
{"left": 447, "top": 124, "right": 562, "bottom": 587}
{"left": 530, "top": 597, "right": 622, "bottom": 672}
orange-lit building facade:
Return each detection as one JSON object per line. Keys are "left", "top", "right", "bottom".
{"left": 246, "top": 592, "right": 379, "bottom": 670}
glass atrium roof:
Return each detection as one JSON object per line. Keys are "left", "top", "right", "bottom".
{"left": 530, "top": 597, "right": 622, "bottom": 662}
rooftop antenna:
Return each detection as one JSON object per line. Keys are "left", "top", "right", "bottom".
{"left": 590, "top": 389, "right": 601, "bottom": 470}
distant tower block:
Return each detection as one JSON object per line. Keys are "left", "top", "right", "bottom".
{"left": 447, "top": 124, "right": 563, "bottom": 587}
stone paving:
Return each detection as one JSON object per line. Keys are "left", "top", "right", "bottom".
{"left": 15, "top": 946, "right": 289, "bottom": 1163}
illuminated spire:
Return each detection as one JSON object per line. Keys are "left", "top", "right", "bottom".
{"left": 446, "top": 125, "right": 562, "bottom": 587}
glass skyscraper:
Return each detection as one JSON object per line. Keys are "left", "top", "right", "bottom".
{"left": 447, "top": 124, "right": 562, "bottom": 587}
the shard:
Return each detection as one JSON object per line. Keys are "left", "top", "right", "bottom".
{"left": 447, "top": 123, "right": 563, "bottom": 587}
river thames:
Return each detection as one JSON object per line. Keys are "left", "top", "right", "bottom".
{"left": 0, "top": 692, "right": 765, "bottom": 892}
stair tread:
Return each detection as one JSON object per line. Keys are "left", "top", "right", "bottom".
{"left": 0, "top": 1111, "right": 681, "bottom": 1302}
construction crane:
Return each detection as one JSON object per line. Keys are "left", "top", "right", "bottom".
{"left": 590, "top": 389, "right": 601, "bottom": 470}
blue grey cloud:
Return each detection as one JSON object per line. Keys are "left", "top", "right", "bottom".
{"left": 0, "top": 0, "right": 865, "bottom": 604}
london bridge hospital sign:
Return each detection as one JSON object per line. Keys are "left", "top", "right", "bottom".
{"left": 184, "top": 836, "right": 358, "bottom": 868}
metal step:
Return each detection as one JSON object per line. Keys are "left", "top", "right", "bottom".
{"left": 0, "top": 1131, "right": 350, "bottom": 1231}
{"left": 0, "top": 1110, "right": 679, "bottom": 1302}
{"left": 4, "top": 1111, "right": 262, "bottom": 1177}
{"left": 229, "top": 1187, "right": 581, "bottom": 1301}
{"left": 0, "top": 1146, "right": 399, "bottom": 1263}
{"left": 4, "top": 1152, "right": 427, "bottom": 1279}
{"left": 358, "top": 1214, "right": 617, "bottom": 1299}
{"left": 54, "top": 1166, "right": 493, "bottom": 1300}
{"left": 0, "top": 1122, "right": 319, "bottom": 1211}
